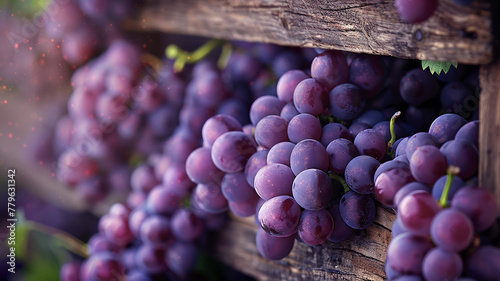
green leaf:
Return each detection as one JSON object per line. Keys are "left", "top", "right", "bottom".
{"left": 422, "top": 60, "right": 458, "bottom": 75}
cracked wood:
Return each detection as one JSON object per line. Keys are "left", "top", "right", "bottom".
{"left": 125, "top": 0, "right": 494, "bottom": 64}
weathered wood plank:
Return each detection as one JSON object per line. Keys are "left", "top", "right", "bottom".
{"left": 214, "top": 204, "right": 395, "bottom": 281}
{"left": 126, "top": 0, "right": 494, "bottom": 64}
{"left": 480, "top": 60, "right": 500, "bottom": 209}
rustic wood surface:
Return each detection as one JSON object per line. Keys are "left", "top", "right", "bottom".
{"left": 480, "top": 60, "right": 500, "bottom": 209}
{"left": 214, "top": 204, "right": 396, "bottom": 281}
{"left": 125, "top": 0, "right": 494, "bottom": 64}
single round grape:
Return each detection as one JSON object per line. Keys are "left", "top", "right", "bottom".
{"left": 394, "top": 182, "right": 431, "bottom": 209}
{"left": 409, "top": 145, "right": 447, "bottom": 186}
{"left": 320, "top": 122, "right": 352, "bottom": 147}
{"left": 250, "top": 95, "right": 286, "bottom": 125}
{"left": 353, "top": 129, "right": 386, "bottom": 161}
{"left": 258, "top": 195, "right": 301, "bottom": 237}
{"left": 398, "top": 190, "right": 441, "bottom": 237}
{"left": 221, "top": 172, "right": 256, "bottom": 203}
{"left": 81, "top": 252, "right": 126, "bottom": 281}
{"left": 193, "top": 182, "right": 228, "bottom": 214}
{"left": 329, "top": 83, "right": 365, "bottom": 121}
{"left": 311, "top": 50, "right": 349, "bottom": 91}
{"left": 185, "top": 147, "right": 224, "bottom": 185}
{"left": 405, "top": 132, "right": 438, "bottom": 160}
{"left": 255, "top": 115, "right": 289, "bottom": 149}
{"left": 374, "top": 167, "right": 415, "bottom": 207}
{"left": 290, "top": 139, "right": 329, "bottom": 175}
{"left": 395, "top": 0, "right": 438, "bottom": 23}
{"left": 441, "top": 81, "right": 475, "bottom": 114}
{"left": 140, "top": 215, "right": 172, "bottom": 245}
{"left": 431, "top": 208, "right": 474, "bottom": 252}
{"left": 202, "top": 114, "right": 242, "bottom": 147}
{"left": 254, "top": 163, "right": 295, "bottom": 200}
{"left": 292, "top": 169, "right": 334, "bottom": 210}
{"left": 297, "top": 209, "right": 334, "bottom": 245}
{"left": 267, "top": 141, "right": 295, "bottom": 166}
{"left": 166, "top": 242, "right": 198, "bottom": 278}
{"left": 465, "top": 246, "right": 500, "bottom": 281}
{"left": 399, "top": 68, "right": 439, "bottom": 105}
{"left": 344, "top": 155, "right": 380, "bottom": 194}
{"left": 135, "top": 244, "right": 168, "bottom": 274}
{"left": 170, "top": 208, "right": 204, "bottom": 242}
{"left": 348, "top": 122, "right": 371, "bottom": 139}
{"left": 229, "top": 194, "right": 260, "bottom": 217}
{"left": 287, "top": 113, "right": 322, "bottom": 143}
{"left": 455, "top": 120, "right": 479, "bottom": 149}
{"left": 293, "top": 78, "right": 328, "bottom": 116}
{"left": 391, "top": 216, "right": 408, "bottom": 238}
{"left": 428, "top": 113, "right": 467, "bottom": 146}
{"left": 374, "top": 159, "right": 409, "bottom": 182}
{"left": 387, "top": 232, "right": 433, "bottom": 275}
{"left": 244, "top": 150, "right": 270, "bottom": 187}
{"left": 280, "top": 102, "right": 300, "bottom": 122}
{"left": 339, "top": 191, "right": 376, "bottom": 229}
{"left": 211, "top": 131, "right": 257, "bottom": 173}
{"left": 451, "top": 186, "right": 498, "bottom": 232}
{"left": 277, "top": 69, "right": 310, "bottom": 103}
{"left": 328, "top": 201, "right": 356, "bottom": 242}
{"left": 348, "top": 54, "right": 385, "bottom": 98}
{"left": 255, "top": 227, "right": 295, "bottom": 260}
{"left": 60, "top": 262, "right": 81, "bottom": 281}
{"left": 326, "top": 138, "right": 359, "bottom": 174}
{"left": 440, "top": 139, "right": 478, "bottom": 179}
{"left": 422, "top": 247, "right": 463, "bottom": 281}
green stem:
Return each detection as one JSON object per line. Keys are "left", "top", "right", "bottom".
{"left": 166, "top": 39, "right": 226, "bottom": 72}
{"left": 329, "top": 173, "right": 350, "bottom": 193}
{"left": 26, "top": 220, "right": 89, "bottom": 258}
{"left": 439, "top": 166, "right": 461, "bottom": 207}
{"left": 217, "top": 42, "right": 233, "bottom": 69}
{"left": 387, "top": 111, "right": 401, "bottom": 149}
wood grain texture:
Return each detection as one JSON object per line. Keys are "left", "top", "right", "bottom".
{"left": 480, "top": 60, "right": 500, "bottom": 208}
{"left": 125, "top": 0, "right": 494, "bottom": 64}
{"left": 214, "top": 204, "right": 396, "bottom": 281}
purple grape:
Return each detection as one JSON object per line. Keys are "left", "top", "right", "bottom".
{"left": 387, "top": 233, "right": 433, "bottom": 275}
{"left": 277, "top": 69, "right": 310, "bottom": 103}
{"left": 221, "top": 172, "right": 256, "bottom": 203}
{"left": 422, "top": 248, "right": 463, "bottom": 281}
{"left": 202, "top": 114, "right": 242, "bottom": 148}
{"left": 339, "top": 191, "right": 376, "bottom": 229}
{"left": 298, "top": 209, "right": 334, "bottom": 245}
{"left": 211, "top": 131, "right": 257, "bottom": 173}
{"left": 394, "top": 182, "right": 431, "bottom": 209}
{"left": 348, "top": 54, "right": 385, "bottom": 98}
{"left": 354, "top": 110, "right": 387, "bottom": 127}
{"left": 409, "top": 145, "right": 447, "bottom": 186}
{"left": 326, "top": 138, "right": 359, "bottom": 174}
{"left": 441, "top": 81, "right": 475, "bottom": 114}
{"left": 451, "top": 186, "right": 498, "bottom": 232}
{"left": 311, "top": 50, "right": 349, "bottom": 91}
{"left": 244, "top": 149, "right": 269, "bottom": 187}
{"left": 398, "top": 191, "right": 441, "bottom": 237}
{"left": 374, "top": 167, "right": 415, "bottom": 207}
{"left": 327, "top": 202, "right": 356, "bottom": 242}
{"left": 255, "top": 115, "right": 289, "bottom": 149}
{"left": 395, "top": 0, "right": 438, "bottom": 23}
{"left": 293, "top": 78, "right": 328, "bottom": 116}
{"left": 405, "top": 132, "right": 438, "bottom": 160}
{"left": 102, "top": 214, "right": 134, "bottom": 247}
{"left": 465, "top": 246, "right": 500, "bottom": 281}
{"left": 140, "top": 215, "right": 173, "bottom": 245}
{"left": 353, "top": 129, "right": 386, "bottom": 161}
{"left": 193, "top": 182, "right": 228, "bottom": 214}
{"left": 166, "top": 242, "right": 198, "bottom": 277}
{"left": 287, "top": 113, "right": 321, "bottom": 143}
{"left": 348, "top": 122, "right": 371, "bottom": 139}
{"left": 292, "top": 169, "right": 335, "bottom": 210}
{"left": 170, "top": 208, "right": 204, "bottom": 242}
{"left": 320, "top": 122, "right": 352, "bottom": 147}
{"left": 395, "top": 137, "right": 409, "bottom": 158}
{"left": 185, "top": 147, "right": 224, "bottom": 184}
{"left": 81, "top": 252, "right": 126, "bottom": 281}
{"left": 164, "top": 130, "right": 201, "bottom": 164}
{"left": 258, "top": 195, "right": 301, "bottom": 237}
{"left": 280, "top": 101, "right": 300, "bottom": 122}
{"left": 255, "top": 227, "right": 295, "bottom": 260}
{"left": 250, "top": 96, "right": 285, "bottom": 125}
{"left": 391, "top": 216, "right": 408, "bottom": 238}
{"left": 374, "top": 159, "right": 409, "bottom": 182}
{"left": 431, "top": 208, "right": 474, "bottom": 252}
{"left": 344, "top": 155, "right": 380, "bottom": 194}
{"left": 290, "top": 139, "right": 329, "bottom": 175}
{"left": 267, "top": 141, "right": 295, "bottom": 166}
{"left": 129, "top": 207, "right": 149, "bottom": 238}
{"left": 217, "top": 98, "right": 250, "bottom": 125}
{"left": 455, "top": 120, "right": 479, "bottom": 149}
{"left": 228, "top": 194, "right": 260, "bottom": 217}
{"left": 440, "top": 139, "right": 478, "bottom": 179}
{"left": 373, "top": 121, "right": 404, "bottom": 143}
{"left": 399, "top": 68, "right": 439, "bottom": 106}
{"left": 135, "top": 244, "right": 168, "bottom": 274}
{"left": 428, "top": 113, "right": 467, "bottom": 146}
{"left": 329, "top": 83, "right": 365, "bottom": 121}
{"left": 254, "top": 163, "right": 295, "bottom": 200}
{"left": 405, "top": 106, "right": 438, "bottom": 133}
{"left": 60, "top": 261, "right": 81, "bottom": 281}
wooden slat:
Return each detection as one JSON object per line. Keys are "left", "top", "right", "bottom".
{"left": 480, "top": 60, "right": 500, "bottom": 209}
{"left": 214, "top": 205, "right": 395, "bottom": 281}
{"left": 125, "top": 0, "right": 494, "bottom": 64}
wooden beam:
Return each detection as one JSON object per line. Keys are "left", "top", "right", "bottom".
{"left": 214, "top": 205, "right": 395, "bottom": 281}
{"left": 480, "top": 60, "right": 500, "bottom": 209}
{"left": 125, "top": 0, "right": 494, "bottom": 64}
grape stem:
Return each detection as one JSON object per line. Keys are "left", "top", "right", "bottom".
{"left": 439, "top": 166, "right": 461, "bottom": 207}
{"left": 387, "top": 111, "right": 401, "bottom": 149}
{"left": 166, "top": 39, "right": 228, "bottom": 71}
{"left": 329, "top": 173, "right": 350, "bottom": 193}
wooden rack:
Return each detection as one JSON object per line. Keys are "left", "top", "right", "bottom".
{"left": 125, "top": 0, "right": 499, "bottom": 280}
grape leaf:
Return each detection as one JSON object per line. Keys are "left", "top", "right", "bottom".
{"left": 422, "top": 61, "right": 458, "bottom": 75}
